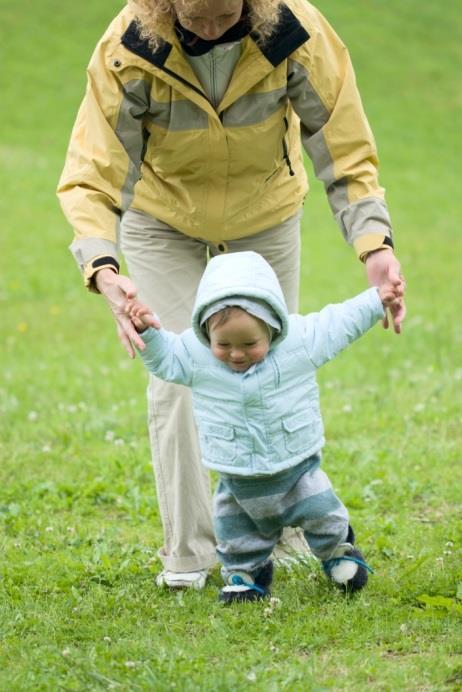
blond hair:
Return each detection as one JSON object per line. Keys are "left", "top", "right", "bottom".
{"left": 127, "top": 0, "right": 282, "bottom": 50}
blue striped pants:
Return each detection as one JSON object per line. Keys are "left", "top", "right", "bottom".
{"left": 213, "top": 455, "right": 349, "bottom": 576}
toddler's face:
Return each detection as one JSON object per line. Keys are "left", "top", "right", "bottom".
{"left": 209, "top": 309, "right": 270, "bottom": 372}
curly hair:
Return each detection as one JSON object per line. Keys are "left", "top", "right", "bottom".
{"left": 127, "top": 0, "right": 282, "bottom": 50}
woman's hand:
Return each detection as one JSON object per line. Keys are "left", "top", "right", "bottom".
{"left": 94, "top": 268, "right": 147, "bottom": 358}
{"left": 366, "top": 248, "right": 406, "bottom": 334}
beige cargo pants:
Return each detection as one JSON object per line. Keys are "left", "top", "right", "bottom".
{"left": 121, "top": 208, "right": 307, "bottom": 572}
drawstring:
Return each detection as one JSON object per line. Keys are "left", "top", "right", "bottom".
{"left": 324, "top": 556, "right": 375, "bottom": 574}
{"left": 231, "top": 575, "right": 266, "bottom": 594}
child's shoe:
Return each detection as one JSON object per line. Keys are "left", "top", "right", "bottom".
{"left": 219, "top": 560, "right": 273, "bottom": 604}
{"left": 322, "top": 527, "right": 373, "bottom": 593}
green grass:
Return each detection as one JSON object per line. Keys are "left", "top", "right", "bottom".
{"left": 1, "top": 0, "right": 461, "bottom": 689}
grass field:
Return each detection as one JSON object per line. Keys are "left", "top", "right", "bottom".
{"left": 1, "top": 0, "right": 461, "bottom": 689}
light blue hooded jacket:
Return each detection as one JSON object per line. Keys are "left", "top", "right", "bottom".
{"left": 139, "top": 251, "right": 384, "bottom": 477}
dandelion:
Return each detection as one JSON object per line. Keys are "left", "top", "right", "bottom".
{"left": 28, "top": 411, "right": 38, "bottom": 421}
{"left": 42, "top": 444, "right": 52, "bottom": 453}
{"left": 264, "top": 596, "right": 281, "bottom": 616}
{"left": 45, "top": 526, "right": 54, "bottom": 532}
{"left": 17, "top": 322, "right": 28, "bottom": 333}
{"left": 444, "top": 541, "right": 453, "bottom": 556}
{"left": 105, "top": 430, "right": 115, "bottom": 441}
{"left": 62, "top": 648, "right": 71, "bottom": 657}
{"left": 125, "top": 661, "right": 136, "bottom": 669}
{"left": 342, "top": 404, "right": 352, "bottom": 413}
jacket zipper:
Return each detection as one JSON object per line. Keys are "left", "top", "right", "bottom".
{"left": 210, "top": 50, "right": 218, "bottom": 109}
{"left": 283, "top": 116, "right": 295, "bottom": 176}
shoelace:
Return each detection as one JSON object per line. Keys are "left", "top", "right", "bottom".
{"left": 324, "top": 555, "right": 375, "bottom": 574}
{"left": 230, "top": 575, "right": 266, "bottom": 594}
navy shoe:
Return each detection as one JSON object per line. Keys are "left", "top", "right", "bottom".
{"left": 322, "top": 527, "right": 373, "bottom": 593}
{"left": 219, "top": 560, "right": 273, "bottom": 604}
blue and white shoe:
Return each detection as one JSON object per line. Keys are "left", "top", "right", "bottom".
{"left": 219, "top": 561, "right": 273, "bottom": 604}
{"left": 322, "top": 527, "right": 373, "bottom": 593}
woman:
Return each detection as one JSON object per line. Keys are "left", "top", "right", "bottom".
{"left": 58, "top": 0, "right": 406, "bottom": 589}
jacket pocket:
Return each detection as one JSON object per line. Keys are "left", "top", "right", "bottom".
{"left": 282, "top": 412, "right": 315, "bottom": 454}
{"left": 199, "top": 422, "right": 237, "bottom": 464}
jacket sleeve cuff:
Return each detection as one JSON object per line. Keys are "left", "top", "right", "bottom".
{"left": 354, "top": 234, "right": 394, "bottom": 262}
{"left": 83, "top": 256, "right": 120, "bottom": 293}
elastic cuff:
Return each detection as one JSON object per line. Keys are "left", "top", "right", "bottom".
{"left": 83, "top": 255, "right": 120, "bottom": 292}
{"left": 354, "top": 234, "right": 394, "bottom": 262}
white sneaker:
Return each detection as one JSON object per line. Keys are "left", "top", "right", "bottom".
{"left": 155, "top": 569, "right": 208, "bottom": 590}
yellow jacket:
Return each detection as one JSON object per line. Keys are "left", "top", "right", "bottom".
{"left": 58, "top": 0, "right": 393, "bottom": 285}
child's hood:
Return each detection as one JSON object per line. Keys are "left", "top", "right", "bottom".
{"left": 191, "top": 251, "right": 289, "bottom": 347}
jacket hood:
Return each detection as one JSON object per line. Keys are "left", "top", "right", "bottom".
{"left": 192, "top": 251, "right": 289, "bottom": 347}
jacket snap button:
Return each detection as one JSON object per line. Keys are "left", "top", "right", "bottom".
{"left": 113, "top": 59, "right": 122, "bottom": 68}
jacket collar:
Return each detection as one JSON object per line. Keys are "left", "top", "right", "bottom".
{"left": 120, "top": 3, "right": 309, "bottom": 111}
{"left": 121, "top": 3, "right": 309, "bottom": 69}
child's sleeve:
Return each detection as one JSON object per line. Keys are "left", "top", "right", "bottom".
{"left": 301, "top": 287, "right": 385, "bottom": 368}
{"left": 138, "top": 327, "right": 194, "bottom": 386}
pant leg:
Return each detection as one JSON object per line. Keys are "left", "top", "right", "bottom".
{"left": 120, "top": 209, "right": 216, "bottom": 571}
{"left": 214, "top": 479, "right": 281, "bottom": 576}
{"left": 225, "top": 458, "right": 349, "bottom": 565}
{"left": 277, "top": 460, "right": 350, "bottom": 561}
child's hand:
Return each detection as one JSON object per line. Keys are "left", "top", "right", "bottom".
{"left": 378, "top": 284, "right": 405, "bottom": 335}
{"left": 366, "top": 249, "right": 406, "bottom": 334}
{"left": 126, "top": 300, "right": 161, "bottom": 335}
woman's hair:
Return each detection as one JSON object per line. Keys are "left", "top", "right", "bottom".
{"left": 127, "top": 0, "right": 282, "bottom": 50}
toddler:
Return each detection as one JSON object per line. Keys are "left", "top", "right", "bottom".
{"left": 129, "top": 251, "right": 398, "bottom": 602}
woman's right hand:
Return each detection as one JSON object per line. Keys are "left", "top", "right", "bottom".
{"left": 94, "top": 268, "right": 146, "bottom": 358}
